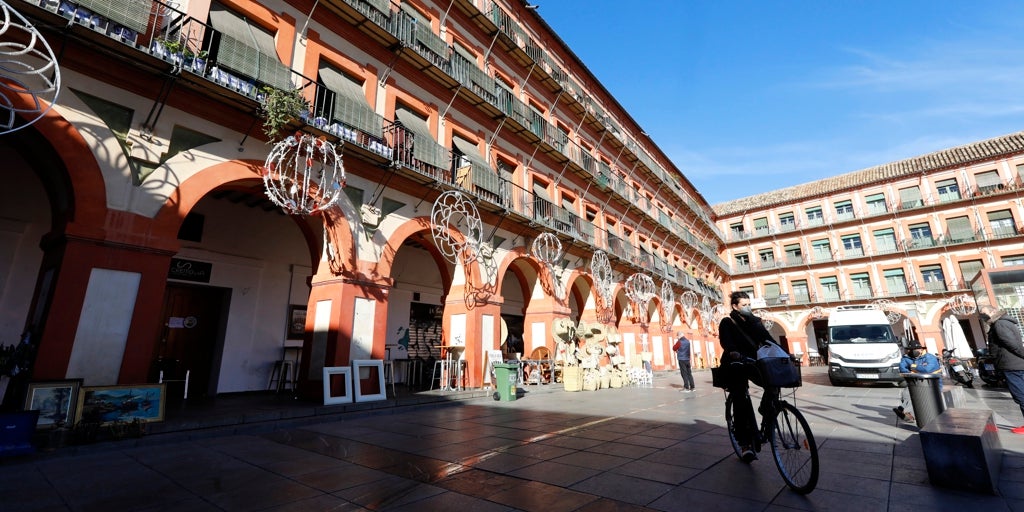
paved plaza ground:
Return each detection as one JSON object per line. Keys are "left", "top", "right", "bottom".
{"left": 2, "top": 366, "right": 1024, "bottom": 511}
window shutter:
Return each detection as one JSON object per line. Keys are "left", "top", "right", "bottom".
{"left": 899, "top": 186, "right": 922, "bottom": 207}
{"left": 76, "top": 0, "right": 150, "bottom": 32}
{"left": 395, "top": 106, "right": 448, "bottom": 169}
{"left": 883, "top": 268, "right": 905, "bottom": 277}
{"left": 865, "top": 193, "right": 885, "bottom": 203}
{"left": 947, "top": 216, "right": 972, "bottom": 235}
{"left": 987, "top": 209, "right": 1013, "bottom": 221}
{"left": 959, "top": 260, "right": 984, "bottom": 284}
{"left": 764, "top": 283, "right": 781, "bottom": 298}
{"left": 975, "top": 171, "right": 1001, "bottom": 188}
{"left": 209, "top": 5, "right": 293, "bottom": 90}
{"left": 319, "top": 65, "right": 381, "bottom": 135}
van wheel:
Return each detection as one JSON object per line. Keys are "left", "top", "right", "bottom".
{"left": 829, "top": 375, "right": 842, "bottom": 386}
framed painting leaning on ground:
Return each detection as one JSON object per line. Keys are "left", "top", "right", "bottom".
{"left": 24, "top": 379, "right": 83, "bottom": 429}
{"left": 76, "top": 383, "right": 166, "bottom": 426}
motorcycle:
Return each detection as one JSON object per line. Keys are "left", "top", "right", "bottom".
{"left": 973, "top": 347, "right": 1006, "bottom": 387}
{"left": 941, "top": 347, "right": 973, "bottom": 387}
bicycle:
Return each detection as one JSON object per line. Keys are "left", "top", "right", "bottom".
{"left": 723, "top": 358, "right": 820, "bottom": 494}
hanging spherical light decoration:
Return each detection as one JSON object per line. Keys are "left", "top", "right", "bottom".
{"left": 262, "top": 132, "right": 345, "bottom": 216}
{"left": 0, "top": 2, "right": 61, "bottom": 134}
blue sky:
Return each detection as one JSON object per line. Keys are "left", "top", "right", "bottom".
{"left": 534, "top": 1, "right": 1024, "bottom": 206}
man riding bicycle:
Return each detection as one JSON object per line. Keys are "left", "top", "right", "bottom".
{"left": 718, "top": 291, "right": 780, "bottom": 462}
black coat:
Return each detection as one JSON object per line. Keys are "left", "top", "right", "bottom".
{"left": 987, "top": 311, "right": 1024, "bottom": 372}
{"left": 718, "top": 310, "right": 775, "bottom": 362}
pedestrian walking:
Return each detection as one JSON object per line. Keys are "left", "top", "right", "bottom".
{"left": 979, "top": 305, "right": 1024, "bottom": 434}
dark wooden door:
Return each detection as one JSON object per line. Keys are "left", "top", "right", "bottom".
{"left": 157, "top": 283, "right": 230, "bottom": 399}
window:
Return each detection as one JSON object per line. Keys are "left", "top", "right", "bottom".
{"left": 316, "top": 64, "right": 381, "bottom": 135}
{"left": 865, "top": 193, "right": 887, "bottom": 214}
{"left": 908, "top": 222, "right": 934, "bottom": 247}
{"left": 735, "top": 253, "right": 750, "bottom": 271}
{"left": 779, "top": 212, "right": 795, "bottom": 231}
{"left": 764, "top": 283, "right": 781, "bottom": 303}
{"left": 753, "top": 217, "right": 769, "bottom": 235}
{"left": 1004, "top": 255, "right": 1024, "bottom": 267}
{"left": 987, "top": 210, "right": 1016, "bottom": 238}
{"left": 945, "top": 216, "right": 975, "bottom": 243}
{"left": 873, "top": 228, "right": 897, "bottom": 254}
{"left": 851, "top": 272, "right": 872, "bottom": 298}
{"left": 1016, "top": 164, "right": 1024, "bottom": 184}
{"left": 935, "top": 178, "right": 961, "bottom": 202}
{"left": 452, "top": 134, "right": 490, "bottom": 186}
{"left": 959, "top": 260, "right": 984, "bottom": 285}
{"left": 806, "top": 206, "right": 823, "bottom": 226}
{"left": 784, "top": 243, "right": 802, "bottom": 265}
{"left": 819, "top": 276, "right": 840, "bottom": 301}
{"left": 730, "top": 222, "right": 745, "bottom": 239}
{"left": 791, "top": 280, "right": 810, "bottom": 303}
{"left": 208, "top": 3, "right": 294, "bottom": 90}
{"left": 811, "top": 239, "right": 832, "bottom": 262}
{"left": 841, "top": 234, "right": 863, "bottom": 257}
{"left": 834, "top": 200, "right": 854, "bottom": 220}
{"left": 758, "top": 248, "right": 775, "bottom": 267}
{"left": 920, "top": 265, "right": 947, "bottom": 292}
{"left": 395, "top": 104, "right": 448, "bottom": 169}
{"left": 974, "top": 170, "right": 1003, "bottom": 195}
{"left": 740, "top": 286, "right": 755, "bottom": 296}
{"left": 883, "top": 268, "right": 908, "bottom": 296}
{"left": 898, "top": 186, "right": 923, "bottom": 209}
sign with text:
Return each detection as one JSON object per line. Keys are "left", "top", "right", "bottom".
{"left": 168, "top": 258, "right": 212, "bottom": 283}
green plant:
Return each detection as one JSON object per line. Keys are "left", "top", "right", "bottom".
{"left": 0, "top": 334, "right": 34, "bottom": 377}
{"left": 159, "top": 39, "right": 183, "bottom": 54}
{"left": 260, "top": 87, "right": 309, "bottom": 139}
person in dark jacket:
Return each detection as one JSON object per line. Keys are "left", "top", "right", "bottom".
{"left": 980, "top": 305, "right": 1024, "bottom": 434}
{"left": 718, "top": 291, "right": 777, "bottom": 462}
{"left": 674, "top": 333, "right": 695, "bottom": 392}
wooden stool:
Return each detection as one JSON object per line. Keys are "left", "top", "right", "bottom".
{"left": 268, "top": 360, "right": 296, "bottom": 393}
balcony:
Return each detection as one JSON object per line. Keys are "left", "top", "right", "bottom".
{"left": 922, "top": 280, "right": 948, "bottom": 293}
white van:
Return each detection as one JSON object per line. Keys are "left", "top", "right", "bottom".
{"left": 826, "top": 305, "right": 902, "bottom": 385}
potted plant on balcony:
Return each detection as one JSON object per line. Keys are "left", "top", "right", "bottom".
{"left": 260, "top": 87, "right": 309, "bottom": 139}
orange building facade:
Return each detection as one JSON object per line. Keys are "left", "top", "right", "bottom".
{"left": 0, "top": 0, "right": 724, "bottom": 410}
{"left": 714, "top": 133, "right": 1024, "bottom": 365}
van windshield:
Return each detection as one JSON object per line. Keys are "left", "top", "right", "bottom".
{"left": 829, "top": 326, "right": 894, "bottom": 344}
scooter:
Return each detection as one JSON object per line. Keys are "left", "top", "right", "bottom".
{"left": 941, "top": 347, "right": 974, "bottom": 387}
{"left": 973, "top": 347, "right": 1005, "bottom": 387}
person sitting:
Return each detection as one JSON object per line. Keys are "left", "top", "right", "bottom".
{"left": 893, "top": 341, "right": 941, "bottom": 421}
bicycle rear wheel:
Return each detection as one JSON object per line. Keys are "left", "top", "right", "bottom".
{"left": 768, "top": 401, "right": 819, "bottom": 494}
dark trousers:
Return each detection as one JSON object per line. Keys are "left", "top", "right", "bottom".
{"left": 678, "top": 359, "right": 694, "bottom": 389}
{"left": 728, "top": 365, "right": 774, "bottom": 447}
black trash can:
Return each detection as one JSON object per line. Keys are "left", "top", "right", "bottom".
{"left": 902, "top": 373, "right": 946, "bottom": 428}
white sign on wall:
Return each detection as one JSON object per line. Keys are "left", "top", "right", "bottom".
{"left": 350, "top": 297, "right": 375, "bottom": 360}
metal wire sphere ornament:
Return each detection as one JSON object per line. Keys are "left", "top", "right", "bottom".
{"left": 263, "top": 133, "right": 345, "bottom": 216}
{"left": 700, "top": 296, "right": 711, "bottom": 316}
{"left": 625, "top": 273, "right": 656, "bottom": 317}
{"left": 430, "top": 190, "right": 482, "bottom": 265}
{"left": 660, "top": 281, "right": 675, "bottom": 318}
{"left": 531, "top": 232, "right": 563, "bottom": 266}
{"left": 680, "top": 290, "right": 697, "bottom": 310}
{"left": 948, "top": 294, "right": 977, "bottom": 316}
{"left": 754, "top": 309, "right": 774, "bottom": 330}
{"left": 872, "top": 298, "right": 901, "bottom": 325}
{"left": 591, "top": 250, "right": 614, "bottom": 304}
{"left": 0, "top": 3, "right": 61, "bottom": 134}
{"left": 711, "top": 304, "right": 727, "bottom": 324}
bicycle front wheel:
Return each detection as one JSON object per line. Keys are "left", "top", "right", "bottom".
{"left": 768, "top": 401, "right": 819, "bottom": 494}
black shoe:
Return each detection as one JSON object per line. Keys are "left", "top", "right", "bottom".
{"left": 893, "top": 406, "right": 907, "bottom": 421}
{"left": 741, "top": 448, "right": 757, "bottom": 463}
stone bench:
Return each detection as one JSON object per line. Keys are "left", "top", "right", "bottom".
{"left": 919, "top": 408, "right": 1001, "bottom": 494}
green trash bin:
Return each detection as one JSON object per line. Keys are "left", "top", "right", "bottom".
{"left": 493, "top": 363, "right": 519, "bottom": 401}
